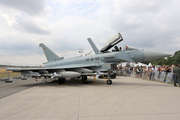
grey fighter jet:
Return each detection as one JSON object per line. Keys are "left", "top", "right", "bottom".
{"left": 7, "top": 33, "right": 172, "bottom": 85}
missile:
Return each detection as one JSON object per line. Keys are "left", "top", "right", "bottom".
{"left": 68, "top": 68, "right": 93, "bottom": 73}
{"left": 60, "top": 71, "right": 81, "bottom": 78}
{"left": 51, "top": 72, "right": 61, "bottom": 79}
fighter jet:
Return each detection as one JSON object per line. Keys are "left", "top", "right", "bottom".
{"left": 7, "top": 33, "right": 172, "bottom": 85}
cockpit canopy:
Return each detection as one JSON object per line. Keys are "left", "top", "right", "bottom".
{"left": 99, "top": 33, "right": 139, "bottom": 53}
{"left": 123, "top": 45, "right": 138, "bottom": 51}
{"left": 100, "top": 33, "right": 123, "bottom": 53}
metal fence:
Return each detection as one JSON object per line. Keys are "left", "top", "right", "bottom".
{"left": 0, "top": 72, "right": 22, "bottom": 83}
{"left": 117, "top": 70, "right": 174, "bottom": 84}
{"left": 0, "top": 72, "right": 10, "bottom": 82}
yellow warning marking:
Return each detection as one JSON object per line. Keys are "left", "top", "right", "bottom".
{"left": 92, "top": 75, "right": 96, "bottom": 85}
{"left": 61, "top": 83, "right": 66, "bottom": 85}
{"left": 92, "top": 75, "right": 108, "bottom": 85}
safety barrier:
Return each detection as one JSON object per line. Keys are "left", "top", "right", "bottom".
{"left": 166, "top": 73, "right": 173, "bottom": 84}
{"left": 0, "top": 72, "right": 22, "bottom": 83}
{"left": 118, "top": 70, "right": 173, "bottom": 84}
{"left": 0, "top": 72, "right": 11, "bottom": 82}
{"left": 12, "top": 73, "right": 22, "bottom": 79}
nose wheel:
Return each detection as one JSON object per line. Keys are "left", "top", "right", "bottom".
{"left": 107, "top": 79, "right": 112, "bottom": 85}
{"left": 107, "top": 71, "right": 112, "bottom": 85}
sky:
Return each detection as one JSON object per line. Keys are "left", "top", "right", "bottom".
{"left": 0, "top": 0, "right": 180, "bottom": 66}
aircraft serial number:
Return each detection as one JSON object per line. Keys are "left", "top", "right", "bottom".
{"left": 86, "top": 57, "right": 99, "bottom": 62}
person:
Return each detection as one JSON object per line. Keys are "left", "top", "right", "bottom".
{"left": 139, "top": 66, "right": 143, "bottom": 78}
{"left": 142, "top": 66, "right": 147, "bottom": 79}
{"left": 119, "top": 47, "right": 122, "bottom": 51}
{"left": 130, "top": 67, "right": 133, "bottom": 74}
{"left": 158, "top": 67, "right": 161, "bottom": 78}
{"left": 171, "top": 65, "right": 175, "bottom": 83}
{"left": 136, "top": 66, "right": 140, "bottom": 78}
{"left": 172, "top": 64, "right": 180, "bottom": 87}
{"left": 149, "top": 66, "right": 153, "bottom": 80}
{"left": 151, "top": 66, "right": 156, "bottom": 80}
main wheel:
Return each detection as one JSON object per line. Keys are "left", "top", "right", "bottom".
{"left": 58, "top": 78, "right": 66, "bottom": 84}
{"left": 107, "top": 80, "right": 112, "bottom": 85}
{"left": 62, "top": 78, "right": 66, "bottom": 84}
{"left": 58, "top": 78, "right": 62, "bottom": 84}
{"left": 82, "top": 76, "right": 87, "bottom": 81}
{"left": 110, "top": 73, "right": 117, "bottom": 79}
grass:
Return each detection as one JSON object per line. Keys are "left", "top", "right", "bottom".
{"left": 0, "top": 68, "right": 20, "bottom": 78}
{"left": 0, "top": 66, "right": 37, "bottom": 78}
{"left": 0, "top": 69, "right": 6, "bottom": 73}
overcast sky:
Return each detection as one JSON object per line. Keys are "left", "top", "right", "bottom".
{"left": 0, "top": 0, "right": 179, "bottom": 66}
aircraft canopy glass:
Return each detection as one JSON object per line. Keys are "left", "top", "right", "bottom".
{"left": 100, "top": 33, "right": 123, "bottom": 52}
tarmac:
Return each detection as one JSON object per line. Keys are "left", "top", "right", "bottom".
{"left": 0, "top": 76, "right": 180, "bottom": 120}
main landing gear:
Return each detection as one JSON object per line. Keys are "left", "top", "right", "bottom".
{"left": 58, "top": 78, "right": 66, "bottom": 85}
{"left": 82, "top": 76, "right": 87, "bottom": 81}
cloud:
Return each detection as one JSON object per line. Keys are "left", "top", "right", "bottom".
{"left": 0, "top": 0, "right": 180, "bottom": 65}
{"left": 12, "top": 16, "right": 51, "bottom": 35}
{"left": 0, "top": 37, "right": 41, "bottom": 55}
{"left": 0, "top": 0, "right": 46, "bottom": 15}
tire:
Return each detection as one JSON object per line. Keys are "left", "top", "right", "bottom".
{"left": 110, "top": 73, "right": 117, "bottom": 79}
{"left": 107, "top": 80, "right": 112, "bottom": 85}
{"left": 82, "top": 76, "right": 87, "bottom": 81}
{"left": 62, "top": 78, "right": 66, "bottom": 84}
{"left": 58, "top": 78, "right": 62, "bottom": 84}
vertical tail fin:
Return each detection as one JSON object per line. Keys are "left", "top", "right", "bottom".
{"left": 87, "top": 38, "right": 100, "bottom": 54}
{"left": 39, "top": 43, "right": 63, "bottom": 62}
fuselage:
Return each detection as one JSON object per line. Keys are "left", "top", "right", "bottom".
{"left": 44, "top": 50, "right": 145, "bottom": 68}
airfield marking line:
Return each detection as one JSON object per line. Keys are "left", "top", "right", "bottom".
{"left": 77, "top": 82, "right": 82, "bottom": 120}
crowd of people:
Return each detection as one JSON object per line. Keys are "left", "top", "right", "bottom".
{"left": 118, "top": 64, "right": 180, "bottom": 87}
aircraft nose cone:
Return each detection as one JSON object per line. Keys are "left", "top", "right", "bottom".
{"left": 144, "top": 51, "right": 172, "bottom": 61}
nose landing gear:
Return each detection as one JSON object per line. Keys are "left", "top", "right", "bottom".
{"left": 107, "top": 71, "right": 112, "bottom": 85}
{"left": 107, "top": 79, "right": 112, "bottom": 85}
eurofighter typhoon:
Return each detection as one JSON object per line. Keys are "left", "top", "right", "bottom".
{"left": 7, "top": 33, "right": 171, "bottom": 85}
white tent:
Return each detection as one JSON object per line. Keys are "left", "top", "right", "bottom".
{"left": 148, "top": 63, "right": 152, "bottom": 67}
{"left": 119, "top": 62, "right": 148, "bottom": 67}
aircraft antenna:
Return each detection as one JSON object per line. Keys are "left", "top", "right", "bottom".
{"left": 85, "top": 50, "right": 93, "bottom": 56}
{"left": 78, "top": 49, "right": 84, "bottom": 56}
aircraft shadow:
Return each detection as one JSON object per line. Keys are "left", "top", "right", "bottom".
{"left": 17, "top": 77, "right": 173, "bottom": 88}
